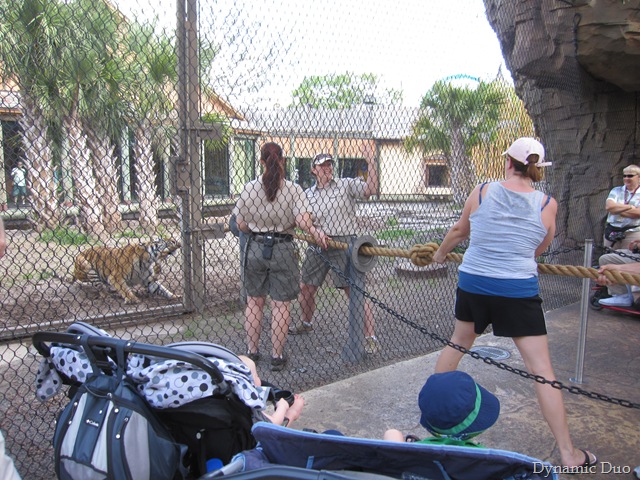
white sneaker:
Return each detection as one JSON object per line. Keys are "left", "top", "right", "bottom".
{"left": 599, "top": 294, "right": 634, "bottom": 307}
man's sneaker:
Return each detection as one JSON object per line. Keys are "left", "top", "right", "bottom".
{"left": 599, "top": 294, "right": 634, "bottom": 307}
{"left": 289, "top": 322, "right": 313, "bottom": 335}
{"left": 364, "top": 336, "right": 381, "bottom": 355}
{"left": 271, "top": 354, "right": 287, "bottom": 372}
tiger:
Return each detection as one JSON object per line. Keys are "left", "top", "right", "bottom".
{"left": 73, "top": 238, "right": 181, "bottom": 304}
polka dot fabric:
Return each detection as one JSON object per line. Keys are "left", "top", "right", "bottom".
{"left": 36, "top": 346, "right": 269, "bottom": 411}
{"left": 127, "top": 356, "right": 269, "bottom": 410}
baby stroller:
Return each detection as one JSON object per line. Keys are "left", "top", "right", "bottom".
{"left": 33, "top": 322, "right": 267, "bottom": 479}
{"left": 34, "top": 323, "right": 558, "bottom": 480}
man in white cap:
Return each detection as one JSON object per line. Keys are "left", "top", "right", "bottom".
{"left": 292, "top": 143, "right": 381, "bottom": 354}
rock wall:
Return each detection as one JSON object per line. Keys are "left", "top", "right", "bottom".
{"left": 483, "top": 0, "right": 640, "bottom": 245}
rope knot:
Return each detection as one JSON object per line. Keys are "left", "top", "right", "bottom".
{"left": 409, "top": 243, "right": 439, "bottom": 267}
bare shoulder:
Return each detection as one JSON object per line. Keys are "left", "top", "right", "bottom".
{"left": 544, "top": 194, "right": 558, "bottom": 211}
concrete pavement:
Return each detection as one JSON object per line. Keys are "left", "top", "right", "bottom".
{"left": 296, "top": 302, "right": 640, "bottom": 479}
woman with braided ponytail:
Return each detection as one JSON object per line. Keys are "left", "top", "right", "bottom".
{"left": 431, "top": 137, "right": 597, "bottom": 472}
{"left": 234, "top": 142, "right": 328, "bottom": 371}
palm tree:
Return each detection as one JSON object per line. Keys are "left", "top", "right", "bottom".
{"left": 123, "top": 25, "right": 177, "bottom": 235}
{"left": 53, "top": 0, "right": 132, "bottom": 241}
{"left": 470, "top": 76, "right": 536, "bottom": 181}
{"left": 84, "top": 122, "right": 123, "bottom": 234}
{"left": 0, "top": 0, "right": 65, "bottom": 231}
{"left": 406, "top": 77, "right": 504, "bottom": 206}
{"left": 74, "top": 0, "right": 128, "bottom": 235}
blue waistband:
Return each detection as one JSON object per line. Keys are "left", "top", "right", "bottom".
{"left": 458, "top": 271, "right": 539, "bottom": 298}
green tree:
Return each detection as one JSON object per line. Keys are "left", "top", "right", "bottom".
{"left": 54, "top": 0, "right": 130, "bottom": 240}
{"left": 0, "top": 0, "right": 65, "bottom": 231}
{"left": 290, "top": 72, "right": 403, "bottom": 108}
{"left": 73, "top": 0, "right": 127, "bottom": 235}
{"left": 406, "top": 77, "right": 504, "bottom": 205}
{"left": 470, "top": 75, "right": 536, "bottom": 181}
{"left": 1, "top": 0, "right": 126, "bottom": 238}
{"left": 121, "top": 24, "right": 177, "bottom": 235}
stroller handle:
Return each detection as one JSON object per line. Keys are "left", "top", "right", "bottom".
{"left": 32, "top": 331, "right": 228, "bottom": 387}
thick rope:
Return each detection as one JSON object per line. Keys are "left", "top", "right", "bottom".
{"left": 224, "top": 223, "right": 640, "bottom": 286}
{"left": 293, "top": 233, "right": 640, "bottom": 287}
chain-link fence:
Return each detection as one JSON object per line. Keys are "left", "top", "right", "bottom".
{"left": 0, "top": 0, "right": 634, "bottom": 478}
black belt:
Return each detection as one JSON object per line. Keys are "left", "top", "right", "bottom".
{"left": 251, "top": 232, "right": 293, "bottom": 243}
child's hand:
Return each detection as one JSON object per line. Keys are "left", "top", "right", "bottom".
{"left": 286, "top": 394, "right": 304, "bottom": 423}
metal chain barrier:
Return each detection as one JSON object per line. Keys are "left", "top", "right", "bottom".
{"left": 600, "top": 246, "right": 640, "bottom": 262}
{"left": 312, "top": 241, "right": 640, "bottom": 410}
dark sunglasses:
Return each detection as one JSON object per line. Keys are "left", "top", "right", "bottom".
{"left": 623, "top": 174, "right": 637, "bottom": 178}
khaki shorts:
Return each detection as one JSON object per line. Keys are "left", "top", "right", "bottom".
{"left": 243, "top": 239, "right": 300, "bottom": 301}
{"left": 300, "top": 236, "right": 355, "bottom": 288}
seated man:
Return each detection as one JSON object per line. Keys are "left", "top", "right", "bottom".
{"left": 597, "top": 257, "right": 640, "bottom": 303}
{"left": 383, "top": 371, "right": 499, "bottom": 448}
{"left": 597, "top": 239, "right": 640, "bottom": 307}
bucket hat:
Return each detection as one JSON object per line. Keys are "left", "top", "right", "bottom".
{"left": 419, "top": 371, "right": 500, "bottom": 439}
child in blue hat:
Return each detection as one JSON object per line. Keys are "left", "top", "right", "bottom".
{"left": 384, "top": 371, "right": 500, "bottom": 448}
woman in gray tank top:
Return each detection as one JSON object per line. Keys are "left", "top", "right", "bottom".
{"left": 431, "top": 137, "right": 596, "bottom": 472}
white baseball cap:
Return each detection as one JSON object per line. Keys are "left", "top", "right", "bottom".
{"left": 503, "top": 137, "right": 552, "bottom": 167}
{"left": 313, "top": 153, "right": 334, "bottom": 166}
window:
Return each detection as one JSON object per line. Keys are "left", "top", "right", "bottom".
{"left": 231, "top": 138, "right": 256, "bottom": 195}
{"left": 294, "top": 155, "right": 368, "bottom": 190}
{"left": 203, "top": 140, "right": 230, "bottom": 197}
{"left": 153, "top": 142, "right": 173, "bottom": 201}
{"left": 1, "top": 120, "right": 25, "bottom": 195}
{"left": 115, "top": 130, "right": 137, "bottom": 202}
{"left": 339, "top": 157, "right": 367, "bottom": 179}
{"left": 426, "top": 165, "right": 448, "bottom": 187}
{"left": 296, "top": 157, "right": 314, "bottom": 189}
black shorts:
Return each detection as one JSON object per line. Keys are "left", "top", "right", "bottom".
{"left": 454, "top": 287, "right": 547, "bottom": 337}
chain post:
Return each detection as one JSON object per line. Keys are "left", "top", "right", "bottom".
{"left": 571, "top": 239, "right": 593, "bottom": 384}
{"left": 342, "top": 235, "right": 378, "bottom": 363}
{"left": 342, "top": 243, "right": 366, "bottom": 362}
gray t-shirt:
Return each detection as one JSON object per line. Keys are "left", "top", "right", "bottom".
{"left": 234, "top": 178, "right": 311, "bottom": 233}
{"left": 306, "top": 178, "right": 367, "bottom": 236}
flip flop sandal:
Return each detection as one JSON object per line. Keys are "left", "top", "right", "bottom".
{"left": 565, "top": 449, "right": 597, "bottom": 474}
